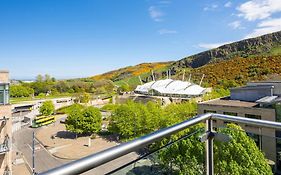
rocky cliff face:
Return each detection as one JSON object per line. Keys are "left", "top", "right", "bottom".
{"left": 172, "top": 31, "right": 281, "bottom": 69}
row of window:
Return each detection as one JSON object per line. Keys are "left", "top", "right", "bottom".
{"left": 203, "top": 110, "right": 261, "bottom": 119}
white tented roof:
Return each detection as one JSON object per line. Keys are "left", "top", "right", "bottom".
{"left": 135, "top": 81, "right": 155, "bottom": 93}
{"left": 135, "top": 79, "right": 206, "bottom": 96}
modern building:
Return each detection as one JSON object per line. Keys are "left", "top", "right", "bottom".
{"left": 198, "top": 81, "right": 281, "bottom": 168}
{"left": 135, "top": 79, "right": 207, "bottom": 98}
{"left": 0, "top": 71, "right": 12, "bottom": 175}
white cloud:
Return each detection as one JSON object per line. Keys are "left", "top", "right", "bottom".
{"left": 198, "top": 41, "right": 232, "bottom": 49}
{"left": 228, "top": 20, "right": 242, "bottom": 29}
{"left": 237, "top": 0, "right": 281, "bottom": 21}
{"left": 158, "top": 29, "right": 178, "bottom": 35}
{"left": 224, "top": 1, "right": 232, "bottom": 8}
{"left": 245, "top": 18, "right": 281, "bottom": 38}
{"left": 203, "top": 4, "right": 218, "bottom": 11}
{"left": 148, "top": 6, "right": 164, "bottom": 22}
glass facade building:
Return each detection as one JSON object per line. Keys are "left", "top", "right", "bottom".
{"left": 0, "top": 83, "right": 9, "bottom": 105}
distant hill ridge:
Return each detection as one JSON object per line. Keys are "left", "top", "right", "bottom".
{"left": 172, "top": 31, "right": 281, "bottom": 69}
{"left": 90, "top": 31, "right": 281, "bottom": 86}
{"left": 91, "top": 62, "right": 171, "bottom": 82}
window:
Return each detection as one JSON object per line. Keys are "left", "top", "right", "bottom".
{"left": 245, "top": 114, "right": 261, "bottom": 127}
{"left": 223, "top": 112, "right": 237, "bottom": 116}
{"left": 0, "top": 84, "right": 9, "bottom": 105}
{"left": 0, "top": 91, "right": 4, "bottom": 104}
{"left": 245, "top": 114, "right": 261, "bottom": 120}
{"left": 204, "top": 110, "right": 216, "bottom": 113}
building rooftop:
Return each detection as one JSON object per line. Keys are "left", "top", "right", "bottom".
{"left": 249, "top": 80, "right": 281, "bottom": 83}
{"left": 199, "top": 98, "right": 258, "bottom": 108}
{"left": 230, "top": 85, "right": 274, "bottom": 91}
{"left": 135, "top": 79, "right": 206, "bottom": 96}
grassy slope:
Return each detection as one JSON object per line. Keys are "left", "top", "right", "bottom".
{"left": 91, "top": 62, "right": 171, "bottom": 87}
{"left": 91, "top": 62, "right": 170, "bottom": 80}
{"left": 89, "top": 33, "right": 281, "bottom": 89}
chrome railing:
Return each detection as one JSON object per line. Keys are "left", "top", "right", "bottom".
{"left": 39, "top": 113, "right": 281, "bottom": 175}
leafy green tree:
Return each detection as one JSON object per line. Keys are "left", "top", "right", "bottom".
{"left": 108, "top": 102, "right": 140, "bottom": 139}
{"left": 162, "top": 101, "right": 197, "bottom": 127}
{"left": 73, "top": 93, "right": 91, "bottom": 103}
{"left": 214, "top": 124, "right": 272, "bottom": 175}
{"left": 45, "top": 74, "right": 52, "bottom": 82}
{"left": 10, "top": 85, "right": 34, "bottom": 97}
{"left": 157, "top": 124, "right": 272, "bottom": 175}
{"left": 55, "top": 81, "right": 70, "bottom": 93}
{"left": 81, "top": 106, "right": 102, "bottom": 134}
{"left": 81, "top": 93, "right": 91, "bottom": 103}
{"left": 108, "top": 101, "right": 197, "bottom": 140}
{"left": 51, "top": 77, "right": 56, "bottom": 82}
{"left": 117, "top": 84, "right": 130, "bottom": 94}
{"left": 65, "top": 106, "right": 102, "bottom": 135}
{"left": 65, "top": 104, "right": 84, "bottom": 135}
{"left": 36, "top": 74, "right": 44, "bottom": 82}
{"left": 39, "top": 101, "right": 55, "bottom": 116}
{"left": 31, "top": 82, "right": 51, "bottom": 95}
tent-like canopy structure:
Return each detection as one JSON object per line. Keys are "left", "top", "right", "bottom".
{"left": 135, "top": 79, "right": 206, "bottom": 97}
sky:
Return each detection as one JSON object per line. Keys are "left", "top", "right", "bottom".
{"left": 1, "top": 0, "right": 281, "bottom": 79}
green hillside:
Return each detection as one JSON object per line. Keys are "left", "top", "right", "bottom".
{"left": 88, "top": 31, "right": 281, "bottom": 90}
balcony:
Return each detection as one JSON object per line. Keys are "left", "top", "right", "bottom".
{"left": 38, "top": 113, "right": 281, "bottom": 175}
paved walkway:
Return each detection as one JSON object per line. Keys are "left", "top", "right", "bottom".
{"left": 36, "top": 122, "right": 118, "bottom": 160}
{"left": 12, "top": 163, "right": 31, "bottom": 175}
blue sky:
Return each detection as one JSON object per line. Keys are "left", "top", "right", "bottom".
{"left": 1, "top": 0, "right": 281, "bottom": 79}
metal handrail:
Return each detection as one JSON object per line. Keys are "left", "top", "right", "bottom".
{"left": 39, "top": 113, "right": 281, "bottom": 175}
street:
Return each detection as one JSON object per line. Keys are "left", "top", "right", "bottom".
{"left": 13, "top": 127, "right": 66, "bottom": 173}
{"left": 13, "top": 110, "right": 139, "bottom": 175}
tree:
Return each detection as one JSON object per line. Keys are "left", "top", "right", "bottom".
{"left": 10, "top": 85, "right": 34, "bottom": 97}
{"left": 80, "top": 93, "right": 91, "bottom": 103}
{"left": 108, "top": 101, "right": 197, "bottom": 140}
{"left": 51, "top": 77, "right": 56, "bottom": 82}
{"left": 45, "top": 74, "right": 52, "bottom": 82}
{"left": 157, "top": 124, "right": 272, "bottom": 175}
{"left": 66, "top": 106, "right": 102, "bottom": 135}
{"left": 36, "top": 74, "right": 43, "bottom": 82}
{"left": 81, "top": 106, "right": 102, "bottom": 134}
{"left": 39, "top": 101, "right": 55, "bottom": 116}
{"left": 65, "top": 104, "right": 84, "bottom": 135}
{"left": 117, "top": 84, "right": 130, "bottom": 94}
{"left": 73, "top": 93, "right": 91, "bottom": 103}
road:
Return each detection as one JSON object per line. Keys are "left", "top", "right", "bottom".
{"left": 13, "top": 127, "right": 66, "bottom": 173}
{"left": 13, "top": 116, "right": 138, "bottom": 175}
{"left": 14, "top": 127, "right": 138, "bottom": 174}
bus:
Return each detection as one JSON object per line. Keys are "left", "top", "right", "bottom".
{"left": 32, "top": 115, "right": 55, "bottom": 128}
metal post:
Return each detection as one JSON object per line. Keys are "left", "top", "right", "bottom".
{"left": 32, "top": 131, "right": 36, "bottom": 175}
{"left": 206, "top": 119, "right": 214, "bottom": 175}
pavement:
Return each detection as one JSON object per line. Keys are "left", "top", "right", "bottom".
{"left": 36, "top": 122, "right": 118, "bottom": 160}
{"left": 12, "top": 163, "right": 31, "bottom": 175}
